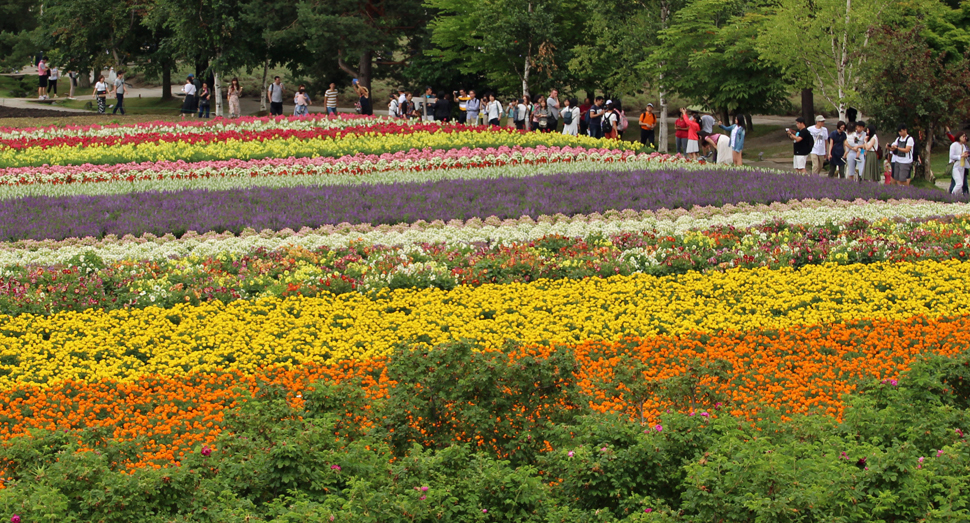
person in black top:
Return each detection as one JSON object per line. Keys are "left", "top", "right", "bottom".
{"left": 826, "top": 121, "right": 847, "bottom": 178}
{"left": 352, "top": 82, "right": 373, "bottom": 115}
{"left": 434, "top": 92, "right": 452, "bottom": 122}
{"left": 786, "top": 117, "right": 813, "bottom": 174}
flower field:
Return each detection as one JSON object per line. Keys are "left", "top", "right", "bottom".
{"left": 1, "top": 115, "right": 969, "bottom": 522}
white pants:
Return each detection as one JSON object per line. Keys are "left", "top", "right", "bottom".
{"left": 953, "top": 162, "right": 966, "bottom": 195}
{"left": 846, "top": 151, "right": 865, "bottom": 178}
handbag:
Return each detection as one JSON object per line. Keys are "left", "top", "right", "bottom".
{"left": 538, "top": 117, "right": 549, "bottom": 129}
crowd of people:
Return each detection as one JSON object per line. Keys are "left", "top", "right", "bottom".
{"left": 673, "top": 108, "right": 746, "bottom": 166}
{"left": 35, "top": 58, "right": 81, "bottom": 100}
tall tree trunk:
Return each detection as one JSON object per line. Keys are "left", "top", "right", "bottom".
{"left": 260, "top": 57, "right": 269, "bottom": 112}
{"left": 718, "top": 108, "right": 729, "bottom": 127}
{"left": 213, "top": 70, "right": 223, "bottom": 117}
{"left": 358, "top": 50, "right": 373, "bottom": 91}
{"left": 656, "top": 0, "right": 672, "bottom": 153}
{"left": 801, "top": 88, "right": 814, "bottom": 124}
{"left": 522, "top": 55, "right": 531, "bottom": 99}
{"left": 920, "top": 122, "right": 935, "bottom": 182}
{"left": 744, "top": 114, "right": 753, "bottom": 135}
{"left": 161, "top": 62, "right": 172, "bottom": 101}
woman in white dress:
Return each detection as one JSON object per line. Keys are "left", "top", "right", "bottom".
{"left": 949, "top": 132, "right": 969, "bottom": 196}
{"left": 561, "top": 98, "right": 580, "bottom": 136}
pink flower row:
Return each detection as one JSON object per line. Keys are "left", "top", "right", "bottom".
{"left": 0, "top": 146, "right": 665, "bottom": 187}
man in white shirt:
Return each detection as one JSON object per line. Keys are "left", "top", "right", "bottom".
{"left": 888, "top": 124, "right": 916, "bottom": 186}
{"left": 267, "top": 76, "right": 285, "bottom": 116}
{"left": 515, "top": 98, "right": 528, "bottom": 130}
{"left": 808, "top": 115, "right": 828, "bottom": 176}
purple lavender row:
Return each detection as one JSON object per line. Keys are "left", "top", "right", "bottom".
{"left": 2, "top": 168, "right": 951, "bottom": 242}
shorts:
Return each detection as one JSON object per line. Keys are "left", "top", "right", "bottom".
{"left": 39, "top": 76, "right": 48, "bottom": 88}
{"left": 892, "top": 162, "right": 913, "bottom": 181}
{"left": 686, "top": 140, "right": 699, "bottom": 153}
{"left": 793, "top": 155, "right": 808, "bottom": 170}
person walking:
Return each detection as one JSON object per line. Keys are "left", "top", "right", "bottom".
{"left": 92, "top": 75, "right": 109, "bottom": 114}
{"left": 786, "top": 117, "right": 812, "bottom": 174}
{"left": 227, "top": 78, "right": 242, "bottom": 118}
{"left": 197, "top": 82, "right": 211, "bottom": 118}
{"left": 68, "top": 70, "right": 78, "bottom": 99}
{"left": 111, "top": 71, "right": 127, "bottom": 115}
{"left": 888, "top": 124, "right": 915, "bottom": 186}
{"left": 546, "top": 89, "right": 561, "bottom": 132}
{"left": 180, "top": 76, "right": 197, "bottom": 118}
{"left": 826, "top": 121, "right": 847, "bottom": 178}
{"left": 561, "top": 98, "right": 580, "bottom": 136}
{"left": 465, "top": 91, "right": 481, "bottom": 125}
{"left": 719, "top": 115, "right": 746, "bottom": 166}
{"left": 324, "top": 82, "right": 339, "bottom": 116}
{"left": 638, "top": 103, "right": 657, "bottom": 147}
{"left": 845, "top": 121, "right": 868, "bottom": 181}
{"left": 675, "top": 110, "right": 689, "bottom": 155}
{"left": 294, "top": 85, "right": 310, "bottom": 117}
{"left": 808, "top": 115, "right": 828, "bottom": 176}
{"left": 948, "top": 132, "right": 969, "bottom": 195}
{"left": 37, "top": 58, "right": 49, "bottom": 99}
{"left": 48, "top": 66, "right": 59, "bottom": 98}
{"left": 863, "top": 125, "right": 881, "bottom": 183}
{"left": 352, "top": 81, "right": 372, "bottom": 115}
{"left": 267, "top": 76, "right": 285, "bottom": 116}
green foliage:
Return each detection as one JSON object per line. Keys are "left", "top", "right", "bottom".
{"left": 652, "top": 0, "right": 790, "bottom": 116}
{"left": 0, "top": 349, "right": 969, "bottom": 521}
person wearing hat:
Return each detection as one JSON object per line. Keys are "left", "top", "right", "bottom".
{"left": 808, "top": 115, "right": 829, "bottom": 176}
{"left": 639, "top": 103, "right": 657, "bottom": 147}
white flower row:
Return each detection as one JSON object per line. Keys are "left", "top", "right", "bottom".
{"left": 0, "top": 199, "right": 966, "bottom": 267}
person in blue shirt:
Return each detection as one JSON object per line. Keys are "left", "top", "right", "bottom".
{"left": 718, "top": 114, "right": 747, "bottom": 166}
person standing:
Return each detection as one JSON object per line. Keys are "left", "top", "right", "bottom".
{"left": 433, "top": 91, "right": 451, "bottom": 122}
{"left": 388, "top": 93, "right": 401, "bottom": 118}
{"left": 180, "top": 76, "right": 197, "bottom": 118}
{"left": 674, "top": 111, "right": 689, "bottom": 155}
{"left": 826, "top": 121, "right": 847, "bottom": 178}
{"left": 588, "top": 97, "right": 606, "bottom": 139}
{"left": 948, "top": 132, "right": 969, "bottom": 196}
{"left": 533, "top": 97, "right": 551, "bottom": 132}
{"left": 485, "top": 94, "right": 502, "bottom": 127}
{"left": 505, "top": 99, "right": 517, "bottom": 128}
{"left": 638, "top": 103, "right": 657, "bottom": 147}
{"left": 111, "top": 71, "right": 127, "bottom": 116}
{"left": 267, "top": 76, "right": 284, "bottom": 116}
{"left": 92, "top": 75, "right": 109, "bottom": 114}
{"left": 48, "top": 66, "right": 59, "bottom": 98}
{"left": 602, "top": 101, "right": 619, "bottom": 139}
{"left": 863, "top": 125, "right": 881, "bottom": 183}
{"left": 546, "top": 89, "right": 561, "bottom": 132}
{"left": 888, "top": 124, "right": 915, "bottom": 186}
{"left": 465, "top": 91, "right": 481, "bottom": 125}
{"left": 513, "top": 97, "right": 527, "bottom": 130}
{"left": 719, "top": 115, "right": 746, "bottom": 166}
{"left": 352, "top": 80, "right": 372, "bottom": 115}
{"left": 227, "top": 78, "right": 242, "bottom": 118}
{"left": 37, "top": 58, "right": 48, "bottom": 99}
{"left": 455, "top": 89, "right": 470, "bottom": 123}
{"left": 68, "top": 70, "right": 78, "bottom": 99}
{"left": 845, "top": 121, "right": 868, "bottom": 181}
{"left": 808, "top": 115, "right": 828, "bottom": 176}
{"left": 786, "top": 117, "right": 812, "bottom": 174}
{"left": 699, "top": 112, "right": 715, "bottom": 158}
{"left": 683, "top": 109, "right": 701, "bottom": 159}
{"left": 579, "top": 97, "right": 592, "bottom": 137}
{"left": 561, "top": 98, "right": 580, "bottom": 136}
{"left": 324, "top": 82, "right": 339, "bottom": 116}
{"left": 197, "top": 82, "right": 211, "bottom": 118}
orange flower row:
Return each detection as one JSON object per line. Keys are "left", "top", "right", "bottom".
{"left": 0, "top": 314, "right": 963, "bottom": 472}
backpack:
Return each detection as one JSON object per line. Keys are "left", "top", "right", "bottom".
{"left": 617, "top": 110, "right": 628, "bottom": 131}
{"left": 563, "top": 108, "right": 573, "bottom": 126}
{"left": 602, "top": 114, "right": 614, "bottom": 134}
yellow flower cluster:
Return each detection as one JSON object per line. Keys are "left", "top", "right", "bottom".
{"left": 0, "top": 259, "right": 965, "bottom": 388}
{"left": 0, "top": 130, "right": 639, "bottom": 168}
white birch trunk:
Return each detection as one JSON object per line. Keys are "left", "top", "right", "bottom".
{"left": 658, "top": 82, "right": 668, "bottom": 153}
{"left": 260, "top": 58, "right": 269, "bottom": 112}
{"left": 213, "top": 71, "right": 223, "bottom": 117}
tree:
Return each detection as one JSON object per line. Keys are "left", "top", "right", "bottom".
{"left": 859, "top": 25, "right": 970, "bottom": 181}
{"left": 296, "top": 0, "right": 430, "bottom": 93}
{"left": 652, "top": 0, "right": 790, "bottom": 129}
{"left": 0, "top": 0, "right": 41, "bottom": 69}
{"left": 426, "top": 0, "right": 583, "bottom": 98}
{"left": 758, "top": 0, "right": 893, "bottom": 121}
{"left": 568, "top": 0, "right": 687, "bottom": 151}
{"left": 43, "top": 0, "right": 152, "bottom": 72}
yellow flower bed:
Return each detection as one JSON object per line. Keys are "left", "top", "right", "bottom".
{"left": 0, "top": 130, "right": 639, "bottom": 168}
{"left": 0, "top": 259, "right": 965, "bottom": 387}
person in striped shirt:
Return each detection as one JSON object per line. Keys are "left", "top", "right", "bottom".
{"left": 324, "top": 83, "right": 339, "bottom": 116}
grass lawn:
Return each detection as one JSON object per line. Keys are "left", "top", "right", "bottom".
{"left": 46, "top": 96, "right": 184, "bottom": 115}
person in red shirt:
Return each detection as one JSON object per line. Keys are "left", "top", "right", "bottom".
{"left": 682, "top": 108, "right": 701, "bottom": 160}
{"left": 579, "top": 97, "right": 592, "bottom": 136}
{"left": 674, "top": 109, "right": 689, "bottom": 155}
